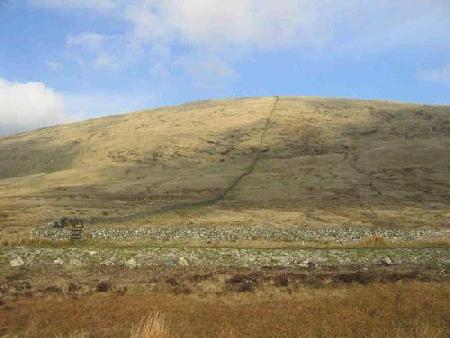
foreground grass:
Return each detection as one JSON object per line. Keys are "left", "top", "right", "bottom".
{"left": 1, "top": 282, "right": 448, "bottom": 337}
{"left": 130, "top": 312, "right": 169, "bottom": 338}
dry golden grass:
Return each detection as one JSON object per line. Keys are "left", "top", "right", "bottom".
{"left": 130, "top": 312, "right": 170, "bottom": 338}
{"left": 56, "top": 330, "right": 91, "bottom": 338}
{"left": 1, "top": 282, "right": 448, "bottom": 337}
{"left": 1, "top": 96, "right": 449, "bottom": 230}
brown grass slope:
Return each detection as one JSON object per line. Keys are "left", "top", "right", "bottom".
{"left": 0, "top": 96, "right": 449, "bottom": 229}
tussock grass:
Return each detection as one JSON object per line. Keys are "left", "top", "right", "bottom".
{"left": 2, "top": 282, "right": 448, "bottom": 337}
{"left": 57, "top": 330, "right": 91, "bottom": 338}
{"left": 360, "top": 234, "right": 389, "bottom": 247}
{"left": 130, "top": 312, "right": 169, "bottom": 338}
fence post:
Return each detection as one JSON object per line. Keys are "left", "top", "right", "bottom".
{"left": 70, "top": 219, "right": 84, "bottom": 241}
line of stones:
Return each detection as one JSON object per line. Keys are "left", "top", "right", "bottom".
{"left": 32, "top": 226, "right": 450, "bottom": 242}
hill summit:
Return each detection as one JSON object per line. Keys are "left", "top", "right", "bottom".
{"left": 1, "top": 96, "right": 449, "bottom": 229}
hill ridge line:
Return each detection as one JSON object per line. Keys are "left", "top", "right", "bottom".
{"left": 92, "top": 96, "right": 280, "bottom": 223}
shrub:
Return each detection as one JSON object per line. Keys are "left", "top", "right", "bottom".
{"left": 226, "top": 274, "right": 256, "bottom": 284}
{"left": 225, "top": 274, "right": 257, "bottom": 292}
{"left": 96, "top": 281, "right": 111, "bottom": 292}
{"left": 68, "top": 283, "right": 81, "bottom": 293}
{"left": 165, "top": 277, "right": 178, "bottom": 286}
{"left": 274, "top": 273, "right": 289, "bottom": 287}
{"left": 173, "top": 286, "right": 192, "bottom": 295}
{"left": 45, "top": 286, "right": 62, "bottom": 293}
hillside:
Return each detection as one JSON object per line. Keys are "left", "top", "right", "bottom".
{"left": 1, "top": 96, "right": 449, "bottom": 230}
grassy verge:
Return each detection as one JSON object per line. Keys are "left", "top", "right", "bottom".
{"left": 2, "top": 236, "right": 449, "bottom": 250}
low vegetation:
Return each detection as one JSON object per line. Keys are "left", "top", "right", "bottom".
{"left": 1, "top": 282, "right": 448, "bottom": 337}
{"left": 130, "top": 312, "right": 170, "bottom": 338}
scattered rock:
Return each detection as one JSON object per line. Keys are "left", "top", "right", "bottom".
{"left": 88, "top": 251, "right": 97, "bottom": 256}
{"left": 9, "top": 257, "right": 24, "bottom": 267}
{"left": 381, "top": 257, "right": 393, "bottom": 266}
{"left": 178, "top": 257, "right": 190, "bottom": 267}
{"left": 125, "top": 258, "right": 138, "bottom": 269}
{"left": 102, "top": 258, "right": 116, "bottom": 266}
{"left": 53, "top": 258, "right": 64, "bottom": 265}
{"left": 69, "top": 259, "right": 82, "bottom": 266}
{"left": 162, "top": 258, "right": 177, "bottom": 268}
{"left": 1, "top": 242, "right": 448, "bottom": 270}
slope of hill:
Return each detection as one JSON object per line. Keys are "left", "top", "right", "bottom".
{"left": 1, "top": 96, "right": 449, "bottom": 229}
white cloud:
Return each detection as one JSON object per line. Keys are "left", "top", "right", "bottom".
{"left": 0, "top": 78, "right": 157, "bottom": 135}
{"left": 125, "top": 0, "right": 334, "bottom": 50}
{"left": 120, "top": 1, "right": 450, "bottom": 52}
{"left": 66, "top": 32, "right": 129, "bottom": 70}
{"left": 0, "top": 78, "right": 73, "bottom": 135}
{"left": 32, "top": 0, "right": 450, "bottom": 84}
{"left": 418, "top": 64, "right": 450, "bottom": 84}
{"left": 31, "top": 1, "right": 450, "bottom": 52}
{"left": 67, "top": 32, "right": 107, "bottom": 51}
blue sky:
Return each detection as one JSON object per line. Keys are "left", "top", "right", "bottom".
{"left": 1, "top": 0, "right": 450, "bottom": 134}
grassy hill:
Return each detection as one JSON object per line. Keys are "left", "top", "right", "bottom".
{"left": 1, "top": 96, "right": 449, "bottom": 230}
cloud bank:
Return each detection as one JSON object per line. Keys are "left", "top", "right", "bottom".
{"left": 35, "top": 0, "right": 450, "bottom": 84}
{"left": 0, "top": 78, "right": 72, "bottom": 135}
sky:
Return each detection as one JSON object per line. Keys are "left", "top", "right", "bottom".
{"left": 0, "top": 0, "right": 450, "bottom": 135}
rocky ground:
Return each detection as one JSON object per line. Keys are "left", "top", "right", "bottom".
{"left": 3, "top": 225, "right": 450, "bottom": 270}
{"left": 1, "top": 245, "right": 449, "bottom": 269}
{"left": 1, "top": 226, "right": 449, "bottom": 337}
